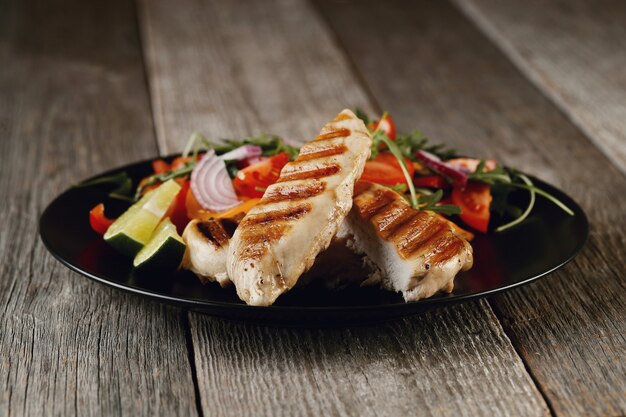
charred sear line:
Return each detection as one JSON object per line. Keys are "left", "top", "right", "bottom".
{"left": 373, "top": 203, "right": 416, "bottom": 239}
{"left": 425, "top": 235, "right": 466, "bottom": 265}
{"left": 196, "top": 220, "right": 231, "bottom": 247}
{"left": 354, "top": 190, "right": 397, "bottom": 221}
{"left": 314, "top": 128, "right": 350, "bottom": 142}
{"left": 260, "top": 182, "right": 326, "bottom": 204}
{"left": 397, "top": 222, "right": 449, "bottom": 259}
{"left": 243, "top": 204, "right": 312, "bottom": 226}
{"left": 240, "top": 224, "right": 289, "bottom": 260}
{"left": 297, "top": 144, "right": 347, "bottom": 161}
{"left": 278, "top": 164, "right": 341, "bottom": 182}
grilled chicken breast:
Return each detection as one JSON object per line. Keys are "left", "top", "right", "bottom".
{"left": 227, "top": 109, "right": 372, "bottom": 305}
{"left": 338, "top": 182, "right": 473, "bottom": 301}
{"left": 182, "top": 218, "right": 238, "bottom": 287}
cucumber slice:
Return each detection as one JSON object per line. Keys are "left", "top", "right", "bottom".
{"left": 133, "top": 217, "right": 186, "bottom": 272}
{"left": 104, "top": 179, "right": 181, "bottom": 256}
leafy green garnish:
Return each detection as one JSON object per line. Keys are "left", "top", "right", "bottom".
{"left": 354, "top": 108, "right": 371, "bottom": 126}
{"left": 194, "top": 133, "right": 299, "bottom": 160}
{"left": 495, "top": 174, "right": 536, "bottom": 232}
{"left": 369, "top": 113, "right": 419, "bottom": 208}
{"left": 134, "top": 163, "right": 195, "bottom": 200}
{"left": 75, "top": 172, "right": 135, "bottom": 201}
{"left": 417, "top": 190, "right": 462, "bottom": 215}
{"left": 355, "top": 109, "right": 456, "bottom": 161}
{"left": 385, "top": 183, "right": 408, "bottom": 194}
{"left": 468, "top": 161, "right": 512, "bottom": 185}
{"left": 468, "top": 161, "right": 574, "bottom": 228}
{"left": 395, "top": 130, "right": 457, "bottom": 161}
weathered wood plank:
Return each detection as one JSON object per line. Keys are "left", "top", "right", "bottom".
{"left": 454, "top": 0, "right": 626, "bottom": 175}
{"left": 0, "top": 1, "right": 198, "bottom": 416}
{"left": 314, "top": 0, "right": 626, "bottom": 415}
{"left": 137, "top": 0, "right": 549, "bottom": 416}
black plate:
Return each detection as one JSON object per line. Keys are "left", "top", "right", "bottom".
{"left": 40, "top": 156, "right": 588, "bottom": 325}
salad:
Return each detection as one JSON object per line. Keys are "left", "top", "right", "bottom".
{"left": 81, "top": 110, "right": 572, "bottom": 274}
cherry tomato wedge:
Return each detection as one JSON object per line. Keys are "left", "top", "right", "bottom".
{"left": 451, "top": 182, "right": 492, "bottom": 233}
{"left": 151, "top": 159, "right": 171, "bottom": 174}
{"left": 361, "top": 152, "right": 414, "bottom": 186}
{"left": 89, "top": 203, "right": 115, "bottom": 235}
{"left": 233, "top": 153, "right": 290, "bottom": 198}
{"left": 171, "top": 155, "right": 199, "bottom": 171}
{"left": 413, "top": 175, "right": 449, "bottom": 189}
{"left": 368, "top": 114, "right": 396, "bottom": 140}
{"left": 165, "top": 180, "right": 190, "bottom": 234}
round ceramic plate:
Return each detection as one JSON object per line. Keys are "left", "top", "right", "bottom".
{"left": 39, "top": 155, "right": 588, "bottom": 325}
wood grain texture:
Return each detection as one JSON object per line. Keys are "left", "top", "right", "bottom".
{"left": 191, "top": 304, "right": 546, "bottom": 417}
{"left": 0, "top": 0, "right": 198, "bottom": 416}
{"left": 314, "top": 0, "right": 626, "bottom": 415}
{"left": 137, "top": 0, "right": 549, "bottom": 416}
{"left": 454, "top": 0, "right": 626, "bottom": 175}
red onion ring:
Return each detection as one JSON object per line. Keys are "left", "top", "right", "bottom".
{"left": 415, "top": 150, "right": 468, "bottom": 187}
{"left": 190, "top": 150, "right": 241, "bottom": 211}
{"left": 219, "top": 145, "right": 262, "bottom": 161}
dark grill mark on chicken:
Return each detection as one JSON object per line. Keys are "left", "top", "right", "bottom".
{"left": 354, "top": 188, "right": 396, "bottom": 221}
{"left": 297, "top": 144, "right": 348, "bottom": 161}
{"left": 259, "top": 182, "right": 326, "bottom": 204}
{"left": 239, "top": 224, "right": 290, "bottom": 261}
{"left": 242, "top": 204, "right": 312, "bottom": 226}
{"left": 371, "top": 201, "right": 416, "bottom": 239}
{"left": 314, "top": 128, "right": 350, "bottom": 142}
{"left": 196, "top": 220, "right": 233, "bottom": 248}
{"left": 353, "top": 182, "right": 468, "bottom": 260}
{"left": 277, "top": 164, "right": 341, "bottom": 183}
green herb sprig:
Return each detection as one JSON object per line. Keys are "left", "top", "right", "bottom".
{"left": 469, "top": 161, "right": 574, "bottom": 231}
{"left": 417, "top": 190, "right": 462, "bottom": 215}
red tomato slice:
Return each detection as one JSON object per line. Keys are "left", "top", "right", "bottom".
{"left": 233, "top": 153, "right": 290, "bottom": 198}
{"left": 89, "top": 203, "right": 115, "bottom": 235}
{"left": 171, "top": 155, "right": 200, "bottom": 171}
{"left": 368, "top": 114, "right": 397, "bottom": 140}
{"left": 451, "top": 182, "right": 492, "bottom": 233}
{"left": 236, "top": 156, "right": 268, "bottom": 170}
{"left": 152, "top": 159, "right": 171, "bottom": 174}
{"left": 413, "top": 175, "right": 449, "bottom": 189}
{"left": 165, "top": 180, "right": 190, "bottom": 234}
{"left": 361, "top": 152, "right": 414, "bottom": 186}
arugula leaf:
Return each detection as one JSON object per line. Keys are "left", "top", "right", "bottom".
{"left": 495, "top": 174, "right": 536, "bottom": 232}
{"left": 469, "top": 162, "right": 574, "bottom": 222}
{"left": 183, "top": 132, "right": 299, "bottom": 160}
{"left": 134, "top": 162, "right": 195, "bottom": 200}
{"left": 75, "top": 172, "right": 135, "bottom": 201}
{"left": 468, "top": 161, "right": 512, "bottom": 185}
{"left": 385, "top": 183, "right": 408, "bottom": 194}
{"left": 417, "top": 190, "right": 462, "bottom": 215}
{"left": 356, "top": 109, "right": 457, "bottom": 161}
{"left": 354, "top": 108, "right": 371, "bottom": 125}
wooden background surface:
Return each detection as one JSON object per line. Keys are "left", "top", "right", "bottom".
{"left": 1, "top": 0, "right": 624, "bottom": 416}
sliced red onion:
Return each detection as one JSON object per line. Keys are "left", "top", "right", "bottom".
{"left": 191, "top": 149, "right": 241, "bottom": 211}
{"left": 219, "top": 145, "right": 262, "bottom": 161}
{"left": 415, "top": 150, "right": 468, "bottom": 187}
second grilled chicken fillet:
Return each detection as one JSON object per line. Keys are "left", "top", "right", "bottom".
{"left": 338, "top": 182, "right": 473, "bottom": 301}
{"left": 227, "top": 109, "right": 372, "bottom": 306}
{"left": 182, "top": 218, "right": 238, "bottom": 287}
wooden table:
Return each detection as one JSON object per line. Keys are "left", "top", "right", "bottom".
{"left": 2, "top": 0, "right": 625, "bottom": 416}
